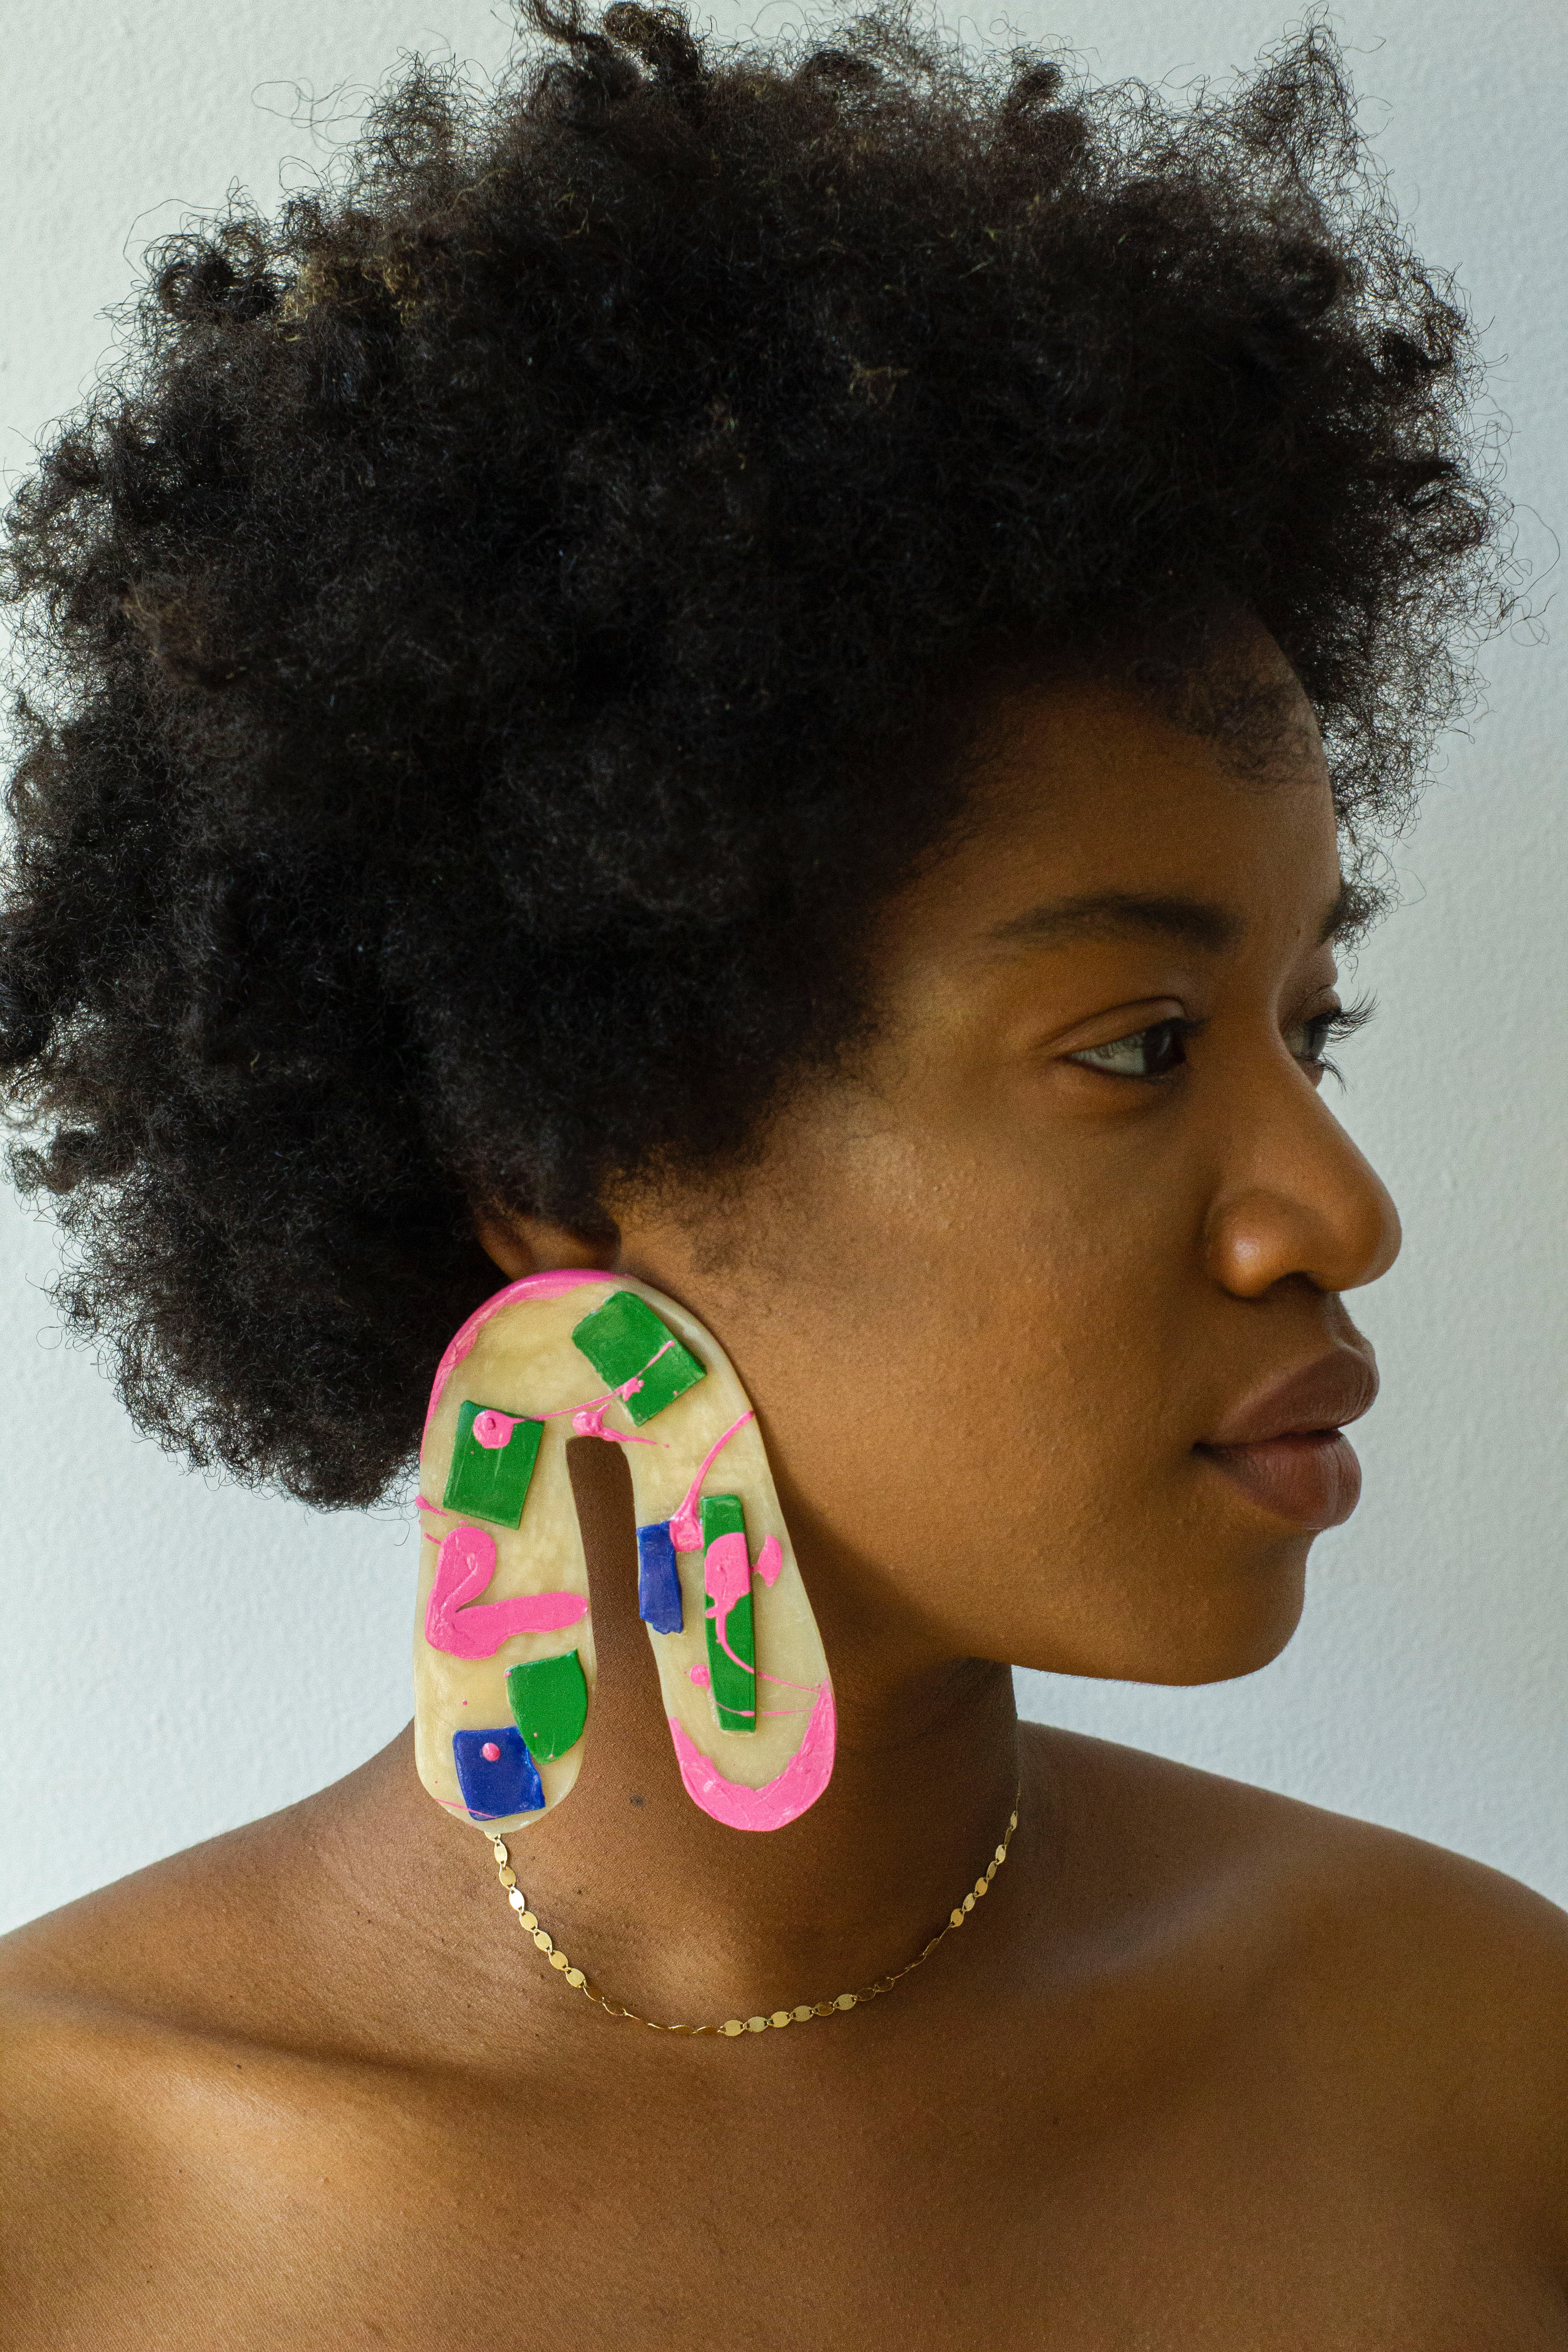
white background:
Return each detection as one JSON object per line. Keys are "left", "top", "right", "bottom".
{"left": 1, "top": 0, "right": 1563, "bottom": 1932}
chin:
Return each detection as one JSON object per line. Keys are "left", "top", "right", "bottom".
{"left": 1005, "top": 1544, "right": 1309, "bottom": 1687}
{"left": 1145, "top": 1556, "right": 1310, "bottom": 1686}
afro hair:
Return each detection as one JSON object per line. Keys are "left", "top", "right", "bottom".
{"left": 0, "top": 2, "right": 1504, "bottom": 1504}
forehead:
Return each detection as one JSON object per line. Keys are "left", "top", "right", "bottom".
{"left": 889, "top": 664, "right": 1342, "bottom": 956}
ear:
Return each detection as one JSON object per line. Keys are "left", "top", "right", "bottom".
{"left": 473, "top": 1210, "right": 620, "bottom": 1282}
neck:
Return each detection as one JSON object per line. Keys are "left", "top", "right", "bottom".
{"left": 334, "top": 1442, "right": 1022, "bottom": 2037}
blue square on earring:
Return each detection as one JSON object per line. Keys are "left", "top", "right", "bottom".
{"left": 452, "top": 1727, "right": 544, "bottom": 1819}
{"left": 637, "top": 1519, "right": 683, "bottom": 1634}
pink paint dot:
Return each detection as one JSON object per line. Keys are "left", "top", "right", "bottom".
{"left": 481, "top": 1741, "right": 502, "bottom": 1762}
{"left": 472, "top": 1409, "right": 516, "bottom": 1450}
{"left": 688, "top": 1662, "right": 712, "bottom": 1689}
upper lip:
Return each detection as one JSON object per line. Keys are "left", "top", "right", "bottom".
{"left": 1200, "top": 1346, "right": 1379, "bottom": 1449}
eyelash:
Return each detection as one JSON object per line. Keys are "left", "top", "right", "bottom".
{"left": 1299, "top": 995, "right": 1377, "bottom": 1082}
{"left": 1066, "top": 994, "right": 1377, "bottom": 1084}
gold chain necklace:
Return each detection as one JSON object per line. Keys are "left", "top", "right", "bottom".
{"left": 486, "top": 1784, "right": 1020, "bottom": 2037}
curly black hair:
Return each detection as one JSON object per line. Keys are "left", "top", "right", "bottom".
{"left": 0, "top": 2, "right": 1502, "bottom": 1506}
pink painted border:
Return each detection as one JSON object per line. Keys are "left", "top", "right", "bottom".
{"left": 423, "top": 1268, "right": 617, "bottom": 1437}
{"left": 668, "top": 1686, "right": 837, "bottom": 1833}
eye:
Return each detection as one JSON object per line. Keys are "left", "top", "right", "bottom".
{"left": 1285, "top": 995, "right": 1376, "bottom": 1083}
{"left": 1065, "top": 1017, "right": 1197, "bottom": 1081}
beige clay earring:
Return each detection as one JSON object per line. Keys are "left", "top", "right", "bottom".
{"left": 414, "top": 1271, "right": 835, "bottom": 1836}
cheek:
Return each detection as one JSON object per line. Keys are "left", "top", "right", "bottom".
{"left": 722, "top": 1132, "right": 1200, "bottom": 1596}
{"left": 747, "top": 1241, "right": 1307, "bottom": 1681}
{"left": 675, "top": 1108, "right": 1306, "bottom": 1681}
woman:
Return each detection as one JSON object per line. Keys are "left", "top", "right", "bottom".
{"left": 2, "top": 4, "right": 1564, "bottom": 2341}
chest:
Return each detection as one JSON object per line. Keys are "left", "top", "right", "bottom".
{"left": 34, "top": 2030, "right": 1565, "bottom": 2352}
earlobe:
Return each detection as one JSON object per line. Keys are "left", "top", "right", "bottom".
{"left": 472, "top": 1210, "right": 620, "bottom": 1283}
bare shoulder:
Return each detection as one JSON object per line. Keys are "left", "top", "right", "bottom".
{"left": 1028, "top": 1721, "right": 1568, "bottom": 2245}
{"left": 1031, "top": 1718, "right": 1568, "bottom": 2029}
{"left": 0, "top": 1738, "right": 475, "bottom": 2095}
{"left": 0, "top": 1784, "right": 407, "bottom": 2332}
{"left": 0, "top": 1823, "right": 268, "bottom": 2319}
{"left": 0, "top": 1737, "right": 579, "bottom": 2351}
{"left": 1033, "top": 1714, "right": 1568, "bottom": 1930}
{"left": 0, "top": 1799, "right": 330, "bottom": 2133}
{"left": 0, "top": 1792, "right": 335, "bottom": 2048}
{"left": 0, "top": 1732, "right": 458, "bottom": 2054}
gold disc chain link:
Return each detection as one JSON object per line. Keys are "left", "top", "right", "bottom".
{"left": 488, "top": 1784, "right": 1020, "bottom": 2038}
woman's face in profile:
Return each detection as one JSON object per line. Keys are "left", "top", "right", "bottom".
{"left": 584, "top": 638, "right": 1401, "bottom": 1690}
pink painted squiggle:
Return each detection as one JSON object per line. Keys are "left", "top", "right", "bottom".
{"left": 668, "top": 1686, "right": 837, "bottom": 1833}
{"left": 617, "top": 1337, "right": 673, "bottom": 1403}
{"left": 570, "top": 1399, "right": 657, "bottom": 1446}
{"left": 699, "top": 1532, "right": 796, "bottom": 1679}
{"left": 425, "top": 1523, "right": 587, "bottom": 1660}
{"left": 702, "top": 1531, "right": 758, "bottom": 1697}
{"left": 754, "top": 1535, "right": 783, "bottom": 1587}
{"left": 703, "top": 1530, "right": 751, "bottom": 1624}
{"left": 668, "top": 1411, "right": 755, "bottom": 1551}
{"left": 472, "top": 1407, "right": 525, "bottom": 1450}
{"left": 686, "top": 1665, "right": 810, "bottom": 1720}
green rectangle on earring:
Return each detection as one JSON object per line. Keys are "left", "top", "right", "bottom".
{"left": 506, "top": 1649, "right": 588, "bottom": 1761}
{"left": 442, "top": 1401, "right": 544, "bottom": 1526}
{"left": 701, "top": 1493, "right": 755, "bottom": 1734}
{"left": 571, "top": 1289, "right": 706, "bottom": 1426}
{"left": 701, "top": 1493, "right": 746, "bottom": 1545}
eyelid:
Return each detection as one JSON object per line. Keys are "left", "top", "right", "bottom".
{"left": 1062, "top": 1013, "right": 1203, "bottom": 1081}
{"left": 1044, "top": 999, "right": 1194, "bottom": 1058}
{"left": 1078, "top": 1014, "right": 1206, "bottom": 1050}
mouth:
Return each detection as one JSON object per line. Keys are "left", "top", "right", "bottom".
{"left": 1195, "top": 1428, "right": 1362, "bottom": 1530}
{"left": 1194, "top": 1347, "right": 1378, "bottom": 1533}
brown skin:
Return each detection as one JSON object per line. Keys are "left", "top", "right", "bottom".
{"left": 4, "top": 648, "right": 1568, "bottom": 2350}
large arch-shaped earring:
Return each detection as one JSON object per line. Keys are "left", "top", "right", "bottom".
{"left": 414, "top": 1270, "right": 835, "bottom": 1836}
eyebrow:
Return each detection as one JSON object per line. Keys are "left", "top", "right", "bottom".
{"left": 987, "top": 892, "right": 1244, "bottom": 953}
{"left": 987, "top": 880, "right": 1361, "bottom": 955}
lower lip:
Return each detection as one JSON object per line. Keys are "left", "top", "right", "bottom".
{"left": 1196, "top": 1431, "right": 1362, "bottom": 1531}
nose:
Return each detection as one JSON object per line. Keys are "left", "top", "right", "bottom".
{"left": 1202, "top": 1082, "right": 1401, "bottom": 1301}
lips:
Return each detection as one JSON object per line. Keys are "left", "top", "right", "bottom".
{"left": 1196, "top": 1346, "right": 1378, "bottom": 1532}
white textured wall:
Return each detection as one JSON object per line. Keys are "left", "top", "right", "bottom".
{"left": 2, "top": 0, "right": 1564, "bottom": 1931}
